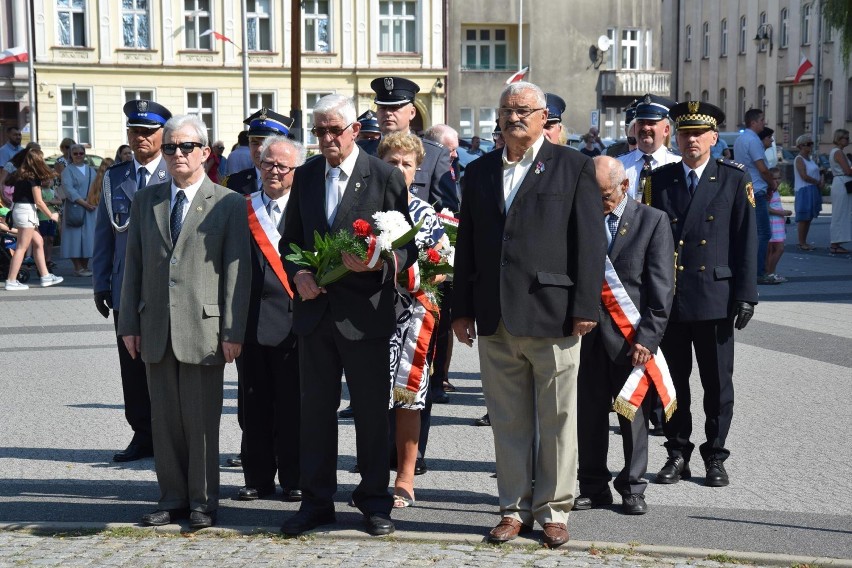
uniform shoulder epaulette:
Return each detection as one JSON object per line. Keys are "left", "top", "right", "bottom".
{"left": 422, "top": 138, "right": 444, "bottom": 149}
{"left": 717, "top": 158, "right": 745, "bottom": 170}
{"left": 107, "top": 159, "right": 130, "bottom": 172}
{"left": 650, "top": 161, "right": 680, "bottom": 175}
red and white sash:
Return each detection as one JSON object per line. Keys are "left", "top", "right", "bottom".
{"left": 392, "top": 289, "right": 438, "bottom": 405}
{"left": 602, "top": 257, "right": 677, "bottom": 422}
{"left": 246, "top": 192, "right": 294, "bottom": 299}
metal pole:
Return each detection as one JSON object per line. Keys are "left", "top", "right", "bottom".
{"left": 290, "top": 0, "right": 302, "bottom": 142}
{"left": 72, "top": 82, "right": 78, "bottom": 142}
{"left": 241, "top": 0, "right": 250, "bottom": 121}
{"left": 811, "top": 0, "right": 822, "bottom": 147}
{"left": 518, "top": 0, "right": 523, "bottom": 73}
{"left": 25, "top": 0, "right": 37, "bottom": 141}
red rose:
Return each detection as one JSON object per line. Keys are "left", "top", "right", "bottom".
{"left": 426, "top": 249, "right": 441, "bottom": 264}
{"left": 353, "top": 219, "right": 372, "bottom": 237}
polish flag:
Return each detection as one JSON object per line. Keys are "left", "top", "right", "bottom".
{"left": 200, "top": 29, "right": 237, "bottom": 46}
{"left": 0, "top": 46, "right": 28, "bottom": 65}
{"left": 505, "top": 67, "right": 529, "bottom": 85}
{"left": 794, "top": 56, "right": 813, "bottom": 83}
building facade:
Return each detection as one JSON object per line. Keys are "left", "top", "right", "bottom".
{"left": 1, "top": 0, "right": 447, "bottom": 158}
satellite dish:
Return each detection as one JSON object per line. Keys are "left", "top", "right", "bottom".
{"left": 597, "top": 35, "right": 612, "bottom": 52}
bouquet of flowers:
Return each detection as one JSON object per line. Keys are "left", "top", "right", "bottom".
{"left": 399, "top": 246, "right": 454, "bottom": 300}
{"left": 285, "top": 211, "right": 421, "bottom": 287}
{"left": 436, "top": 209, "right": 459, "bottom": 246}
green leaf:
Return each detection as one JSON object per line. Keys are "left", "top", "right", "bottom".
{"left": 317, "top": 263, "right": 351, "bottom": 287}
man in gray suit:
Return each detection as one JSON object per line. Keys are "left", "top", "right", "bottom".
{"left": 118, "top": 115, "right": 251, "bottom": 530}
{"left": 575, "top": 156, "right": 674, "bottom": 516}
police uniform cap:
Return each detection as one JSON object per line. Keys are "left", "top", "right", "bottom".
{"left": 371, "top": 76, "right": 420, "bottom": 106}
{"left": 358, "top": 110, "right": 381, "bottom": 134}
{"left": 634, "top": 94, "right": 676, "bottom": 121}
{"left": 625, "top": 99, "right": 639, "bottom": 124}
{"left": 669, "top": 101, "right": 725, "bottom": 131}
{"left": 243, "top": 108, "right": 294, "bottom": 137}
{"left": 545, "top": 93, "right": 566, "bottom": 124}
{"left": 124, "top": 100, "right": 172, "bottom": 129}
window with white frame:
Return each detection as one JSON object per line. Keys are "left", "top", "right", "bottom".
{"left": 702, "top": 22, "right": 709, "bottom": 58}
{"left": 305, "top": 92, "right": 334, "bottom": 146}
{"left": 739, "top": 16, "right": 747, "bottom": 54}
{"left": 57, "top": 0, "right": 86, "bottom": 47}
{"left": 247, "top": 0, "right": 271, "bottom": 51}
{"left": 60, "top": 87, "right": 92, "bottom": 145}
{"left": 185, "top": 0, "right": 212, "bottom": 50}
{"left": 758, "top": 12, "right": 767, "bottom": 52}
{"left": 802, "top": 4, "right": 811, "bottom": 45}
{"left": 737, "top": 87, "right": 746, "bottom": 124}
{"left": 478, "top": 108, "right": 496, "bottom": 139}
{"left": 684, "top": 25, "right": 692, "bottom": 61}
{"left": 823, "top": 79, "right": 833, "bottom": 120}
{"left": 719, "top": 88, "right": 727, "bottom": 121}
{"left": 644, "top": 29, "right": 653, "bottom": 69}
{"left": 186, "top": 91, "right": 215, "bottom": 142}
{"left": 458, "top": 108, "right": 473, "bottom": 138}
{"left": 462, "top": 28, "right": 508, "bottom": 70}
{"left": 621, "top": 29, "right": 641, "bottom": 69}
{"left": 125, "top": 90, "right": 154, "bottom": 102}
{"left": 304, "top": 0, "right": 330, "bottom": 52}
{"left": 720, "top": 18, "right": 727, "bottom": 56}
{"left": 250, "top": 93, "right": 275, "bottom": 112}
{"left": 379, "top": 0, "right": 416, "bottom": 53}
{"left": 780, "top": 9, "right": 788, "bottom": 48}
{"left": 606, "top": 28, "right": 617, "bottom": 69}
{"left": 121, "top": 0, "right": 149, "bottom": 48}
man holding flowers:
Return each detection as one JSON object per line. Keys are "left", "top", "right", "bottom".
{"left": 280, "top": 94, "right": 417, "bottom": 537}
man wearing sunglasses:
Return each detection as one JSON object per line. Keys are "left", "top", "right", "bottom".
{"left": 92, "top": 99, "right": 172, "bottom": 464}
{"left": 119, "top": 115, "right": 251, "bottom": 530}
{"left": 226, "top": 108, "right": 294, "bottom": 196}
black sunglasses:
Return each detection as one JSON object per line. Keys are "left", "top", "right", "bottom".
{"left": 311, "top": 123, "right": 353, "bottom": 138}
{"left": 162, "top": 141, "right": 204, "bottom": 155}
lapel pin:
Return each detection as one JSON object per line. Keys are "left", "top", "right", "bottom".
{"left": 619, "top": 227, "right": 628, "bottom": 236}
{"left": 355, "top": 182, "right": 361, "bottom": 191}
{"left": 158, "top": 170, "right": 166, "bottom": 180}
{"left": 534, "top": 161, "right": 545, "bottom": 174}
{"left": 124, "top": 170, "right": 130, "bottom": 178}
{"left": 710, "top": 176, "right": 716, "bottom": 181}
{"left": 196, "top": 206, "right": 202, "bottom": 211}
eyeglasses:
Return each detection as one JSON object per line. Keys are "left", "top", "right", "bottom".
{"left": 162, "top": 142, "right": 204, "bottom": 155}
{"left": 498, "top": 107, "right": 545, "bottom": 119}
{"left": 311, "top": 123, "right": 353, "bottom": 138}
{"left": 801, "top": 142, "right": 814, "bottom": 147}
{"left": 260, "top": 160, "right": 295, "bottom": 174}
{"left": 72, "top": 152, "right": 85, "bottom": 156}
{"left": 214, "top": 145, "right": 225, "bottom": 150}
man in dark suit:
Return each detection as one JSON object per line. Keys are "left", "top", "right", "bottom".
{"left": 92, "top": 99, "right": 172, "bottom": 463}
{"left": 225, "top": 108, "right": 294, "bottom": 196}
{"left": 452, "top": 82, "right": 606, "bottom": 549}
{"left": 575, "top": 156, "right": 674, "bottom": 516}
{"left": 237, "top": 135, "right": 306, "bottom": 503}
{"left": 648, "top": 101, "right": 758, "bottom": 488}
{"left": 118, "top": 115, "right": 251, "bottom": 529}
{"left": 280, "top": 94, "right": 417, "bottom": 537}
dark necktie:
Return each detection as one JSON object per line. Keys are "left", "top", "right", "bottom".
{"left": 137, "top": 167, "right": 148, "bottom": 191}
{"left": 170, "top": 190, "right": 186, "bottom": 245}
{"left": 688, "top": 170, "right": 699, "bottom": 196}
{"left": 606, "top": 212, "right": 619, "bottom": 253}
{"left": 639, "top": 154, "right": 653, "bottom": 203}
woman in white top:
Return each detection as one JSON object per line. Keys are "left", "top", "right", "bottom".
{"left": 828, "top": 129, "right": 852, "bottom": 254}
{"left": 60, "top": 143, "right": 98, "bottom": 275}
{"left": 793, "top": 134, "right": 823, "bottom": 250}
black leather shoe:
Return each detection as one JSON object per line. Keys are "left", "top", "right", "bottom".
{"left": 237, "top": 485, "right": 275, "bottom": 500}
{"left": 225, "top": 455, "right": 242, "bottom": 467}
{"left": 281, "top": 509, "right": 336, "bottom": 536}
{"left": 621, "top": 494, "right": 648, "bottom": 515}
{"left": 648, "top": 424, "right": 665, "bottom": 436}
{"left": 141, "top": 508, "right": 188, "bottom": 526}
{"left": 414, "top": 457, "right": 428, "bottom": 475}
{"left": 113, "top": 442, "right": 154, "bottom": 463}
{"left": 572, "top": 489, "right": 613, "bottom": 510}
{"left": 655, "top": 456, "right": 691, "bottom": 484}
{"left": 433, "top": 391, "right": 450, "bottom": 404}
{"left": 364, "top": 513, "right": 395, "bottom": 536}
{"left": 474, "top": 413, "right": 491, "bottom": 427}
{"left": 283, "top": 488, "right": 303, "bottom": 502}
{"left": 338, "top": 405, "right": 354, "bottom": 419}
{"left": 189, "top": 510, "right": 217, "bottom": 529}
{"left": 704, "top": 458, "right": 729, "bottom": 487}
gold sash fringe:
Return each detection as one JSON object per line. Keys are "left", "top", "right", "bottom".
{"left": 393, "top": 386, "right": 417, "bottom": 405}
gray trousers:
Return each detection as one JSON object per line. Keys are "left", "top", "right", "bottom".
{"left": 147, "top": 341, "right": 224, "bottom": 513}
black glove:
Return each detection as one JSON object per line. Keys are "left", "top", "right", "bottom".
{"left": 730, "top": 301, "right": 754, "bottom": 330}
{"left": 94, "top": 291, "right": 113, "bottom": 319}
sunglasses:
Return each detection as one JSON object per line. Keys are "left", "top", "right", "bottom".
{"left": 311, "top": 123, "right": 353, "bottom": 138}
{"left": 72, "top": 152, "right": 85, "bottom": 156}
{"left": 162, "top": 141, "right": 204, "bottom": 155}
{"left": 801, "top": 142, "right": 814, "bottom": 147}
{"left": 260, "top": 160, "right": 294, "bottom": 174}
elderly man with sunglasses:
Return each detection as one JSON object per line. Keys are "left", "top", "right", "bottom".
{"left": 119, "top": 115, "right": 250, "bottom": 530}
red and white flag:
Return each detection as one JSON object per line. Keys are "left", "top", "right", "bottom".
{"left": 505, "top": 66, "right": 529, "bottom": 85}
{"left": 794, "top": 56, "right": 813, "bottom": 83}
{"left": 0, "top": 46, "right": 28, "bottom": 65}
{"left": 200, "top": 29, "right": 237, "bottom": 46}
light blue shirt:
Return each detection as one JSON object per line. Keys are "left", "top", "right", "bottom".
{"left": 0, "top": 142, "right": 23, "bottom": 166}
{"left": 733, "top": 129, "right": 768, "bottom": 194}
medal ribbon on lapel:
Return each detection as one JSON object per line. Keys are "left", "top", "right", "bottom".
{"left": 246, "top": 194, "right": 294, "bottom": 299}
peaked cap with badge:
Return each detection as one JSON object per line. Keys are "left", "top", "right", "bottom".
{"left": 370, "top": 76, "right": 420, "bottom": 105}
{"left": 244, "top": 108, "right": 294, "bottom": 137}
{"left": 124, "top": 100, "right": 172, "bottom": 129}
{"left": 634, "top": 94, "right": 676, "bottom": 121}
{"left": 669, "top": 101, "right": 725, "bottom": 131}
{"left": 544, "top": 93, "right": 566, "bottom": 124}
{"left": 358, "top": 110, "right": 382, "bottom": 134}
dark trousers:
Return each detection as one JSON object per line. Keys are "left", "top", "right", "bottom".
{"left": 298, "top": 314, "right": 393, "bottom": 516}
{"left": 112, "top": 311, "right": 151, "bottom": 447}
{"left": 577, "top": 330, "right": 651, "bottom": 496}
{"left": 659, "top": 319, "right": 735, "bottom": 463}
{"left": 240, "top": 335, "right": 300, "bottom": 490}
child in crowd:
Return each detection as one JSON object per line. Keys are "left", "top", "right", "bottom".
{"left": 766, "top": 168, "right": 792, "bottom": 283}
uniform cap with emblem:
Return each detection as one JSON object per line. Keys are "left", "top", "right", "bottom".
{"left": 358, "top": 110, "right": 381, "bottom": 134}
{"left": 544, "top": 93, "right": 566, "bottom": 124}
{"left": 124, "top": 100, "right": 172, "bottom": 129}
{"left": 370, "top": 76, "right": 420, "bottom": 105}
{"left": 669, "top": 100, "right": 725, "bottom": 131}
{"left": 243, "top": 108, "right": 294, "bottom": 137}
{"left": 634, "top": 94, "right": 676, "bottom": 122}
{"left": 625, "top": 99, "right": 639, "bottom": 124}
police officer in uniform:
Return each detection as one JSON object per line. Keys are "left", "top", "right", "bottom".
{"left": 92, "top": 99, "right": 172, "bottom": 462}
{"left": 543, "top": 93, "right": 567, "bottom": 145}
{"left": 226, "top": 108, "right": 295, "bottom": 196}
{"left": 362, "top": 76, "right": 455, "bottom": 211}
{"left": 618, "top": 94, "right": 681, "bottom": 201}
{"left": 647, "top": 101, "right": 758, "bottom": 488}
{"left": 357, "top": 110, "right": 382, "bottom": 142}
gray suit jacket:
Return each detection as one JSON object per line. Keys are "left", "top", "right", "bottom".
{"left": 117, "top": 177, "right": 251, "bottom": 365}
{"left": 597, "top": 198, "right": 675, "bottom": 363}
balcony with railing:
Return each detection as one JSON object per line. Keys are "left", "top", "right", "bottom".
{"left": 599, "top": 70, "right": 672, "bottom": 97}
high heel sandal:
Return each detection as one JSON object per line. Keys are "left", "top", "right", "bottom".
{"left": 829, "top": 245, "right": 850, "bottom": 254}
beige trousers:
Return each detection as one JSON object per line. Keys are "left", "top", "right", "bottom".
{"left": 478, "top": 320, "right": 580, "bottom": 526}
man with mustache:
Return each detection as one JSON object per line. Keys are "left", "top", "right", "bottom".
{"left": 618, "top": 94, "right": 680, "bottom": 201}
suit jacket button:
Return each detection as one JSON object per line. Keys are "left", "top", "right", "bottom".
{"left": 677, "top": 265, "right": 684, "bottom": 271}
{"left": 503, "top": 234, "right": 510, "bottom": 241}
{"left": 671, "top": 218, "right": 678, "bottom": 224}
{"left": 699, "top": 265, "right": 706, "bottom": 271}
{"left": 700, "top": 239, "right": 707, "bottom": 245}
{"left": 678, "top": 240, "right": 684, "bottom": 246}
{"left": 168, "top": 280, "right": 175, "bottom": 287}
{"left": 170, "top": 258, "right": 177, "bottom": 264}
{"left": 707, "top": 215, "right": 715, "bottom": 221}
{"left": 501, "top": 259, "right": 508, "bottom": 266}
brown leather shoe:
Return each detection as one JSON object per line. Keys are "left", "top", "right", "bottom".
{"left": 487, "top": 517, "right": 532, "bottom": 543}
{"left": 541, "top": 522, "right": 569, "bottom": 548}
